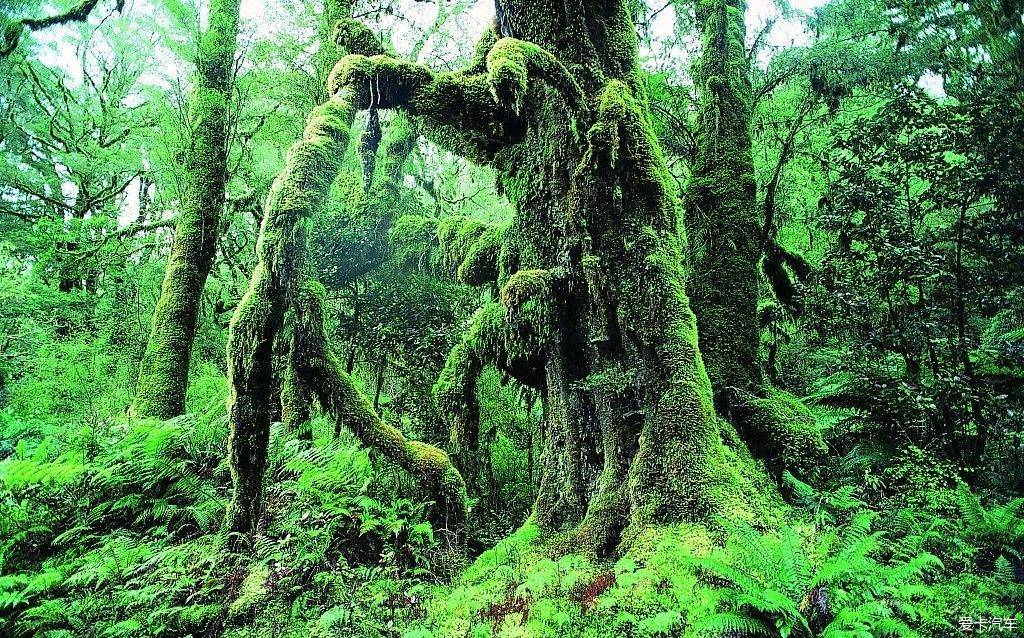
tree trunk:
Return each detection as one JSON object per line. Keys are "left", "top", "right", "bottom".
{"left": 684, "top": 0, "right": 761, "bottom": 414}
{"left": 224, "top": 95, "right": 357, "bottom": 544}
{"left": 225, "top": 0, "right": 779, "bottom": 556}
{"left": 132, "top": 0, "right": 240, "bottom": 420}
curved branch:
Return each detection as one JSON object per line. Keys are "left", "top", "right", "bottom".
{"left": 435, "top": 268, "right": 554, "bottom": 477}
{"left": 293, "top": 281, "right": 468, "bottom": 551}
{"left": 224, "top": 94, "right": 357, "bottom": 543}
{"left": 2, "top": 0, "right": 121, "bottom": 58}
{"left": 325, "top": 34, "right": 587, "bottom": 163}
{"left": 328, "top": 53, "right": 512, "bottom": 162}
{"left": 485, "top": 37, "right": 587, "bottom": 117}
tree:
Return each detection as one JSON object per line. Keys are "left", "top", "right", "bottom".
{"left": 684, "top": 0, "right": 761, "bottom": 415}
{"left": 225, "top": 0, "right": 779, "bottom": 557}
{"left": 132, "top": 0, "right": 242, "bottom": 419}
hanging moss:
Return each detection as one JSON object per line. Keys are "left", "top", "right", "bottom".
{"left": 433, "top": 293, "right": 549, "bottom": 485}
{"left": 291, "top": 281, "right": 468, "bottom": 554}
{"left": 762, "top": 238, "right": 812, "bottom": 316}
{"left": 500, "top": 268, "right": 553, "bottom": 351}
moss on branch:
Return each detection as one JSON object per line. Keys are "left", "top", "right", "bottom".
{"left": 332, "top": 18, "right": 385, "bottom": 57}
{"left": 325, "top": 35, "right": 586, "bottom": 163}
{"left": 225, "top": 96, "right": 357, "bottom": 543}
{"left": 485, "top": 38, "right": 586, "bottom": 117}
{"left": 292, "top": 281, "right": 469, "bottom": 552}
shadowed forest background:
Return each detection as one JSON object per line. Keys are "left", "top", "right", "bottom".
{"left": 0, "top": 0, "right": 1023, "bottom": 636}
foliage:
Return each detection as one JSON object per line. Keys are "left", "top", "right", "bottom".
{"left": 1, "top": 0, "right": 1022, "bottom": 636}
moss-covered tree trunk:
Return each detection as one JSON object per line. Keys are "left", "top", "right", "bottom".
{"left": 323, "top": 0, "right": 776, "bottom": 555}
{"left": 684, "top": 0, "right": 761, "bottom": 414}
{"left": 132, "top": 0, "right": 240, "bottom": 419}
{"left": 223, "top": 95, "right": 357, "bottom": 543}
{"left": 224, "top": 76, "right": 467, "bottom": 549}
{"left": 682, "top": 2, "right": 827, "bottom": 477}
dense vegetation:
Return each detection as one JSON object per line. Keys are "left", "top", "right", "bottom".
{"left": 1, "top": 0, "right": 1022, "bottom": 636}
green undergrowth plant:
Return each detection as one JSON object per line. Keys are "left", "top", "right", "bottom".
{"left": 0, "top": 401, "right": 449, "bottom": 638}
{"left": 402, "top": 505, "right": 1006, "bottom": 638}
{"left": 690, "top": 513, "right": 944, "bottom": 637}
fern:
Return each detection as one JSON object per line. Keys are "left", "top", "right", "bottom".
{"left": 691, "top": 517, "right": 940, "bottom": 638}
{"left": 954, "top": 486, "right": 1024, "bottom": 569}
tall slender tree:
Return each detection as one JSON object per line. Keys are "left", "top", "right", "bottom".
{"left": 684, "top": 0, "right": 760, "bottom": 413}
{"left": 132, "top": 0, "right": 241, "bottom": 419}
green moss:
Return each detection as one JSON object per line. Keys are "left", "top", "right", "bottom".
{"left": 739, "top": 387, "right": 829, "bottom": 476}
{"left": 457, "top": 224, "right": 507, "bottom": 286}
{"left": 436, "top": 216, "right": 488, "bottom": 278}
{"left": 685, "top": 0, "right": 761, "bottom": 406}
{"left": 500, "top": 268, "right": 552, "bottom": 350}
{"left": 390, "top": 214, "right": 438, "bottom": 269}
{"left": 407, "top": 519, "right": 728, "bottom": 638}
{"left": 227, "top": 562, "right": 270, "bottom": 621}
{"left": 332, "top": 18, "right": 384, "bottom": 57}
{"left": 225, "top": 97, "right": 357, "bottom": 541}
{"left": 132, "top": 0, "right": 241, "bottom": 420}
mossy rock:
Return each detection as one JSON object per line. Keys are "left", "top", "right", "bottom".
{"left": 227, "top": 562, "right": 270, "bottom": 622}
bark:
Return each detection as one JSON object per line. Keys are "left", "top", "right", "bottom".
{"left": 132, "top": 0, "right": 240, "bottom": 419}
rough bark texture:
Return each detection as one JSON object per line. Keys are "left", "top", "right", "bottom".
{"left": 684, "top": 0, "right": 761, "bottom": 414}
{"left": 132, "top": 0, "right": 240, "bottom": 419}
{"left": 321, "top": 0, "right": 778, "bottom": 556}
